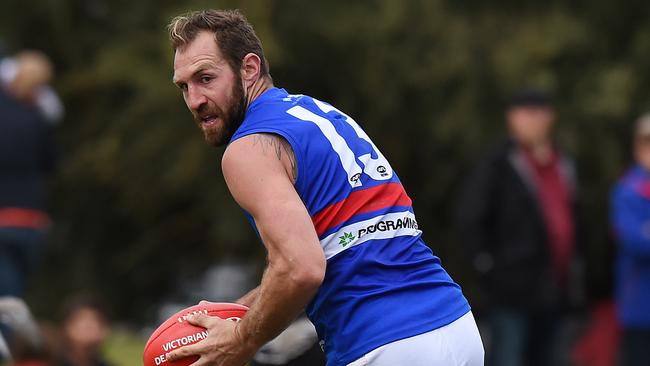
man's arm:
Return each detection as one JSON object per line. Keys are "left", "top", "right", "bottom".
{"left": 226, "top": 134, "right": 324, "bottom": 351}
{"left": 167, "top": 133, "right": 325, "bottom": 366}
{"left": 235, "top": 287, "right": 260, "bottom": 308}
{"left": 612, "top": 186, "right": 650, "bottom": 259}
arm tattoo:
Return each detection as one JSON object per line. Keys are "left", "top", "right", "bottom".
{"left": 253, "top": 134, "right": 298, "bottom": 183}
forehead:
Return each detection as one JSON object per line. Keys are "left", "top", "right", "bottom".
{"left": 173, "top": 31, "right": 226, "bottom": 81}
{"left": 509, "top": 105, "right": 553, "bottom": 114}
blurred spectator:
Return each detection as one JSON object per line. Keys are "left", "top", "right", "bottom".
{"left": 455, "top": 88, "right": 584, "bottom": 366}
{"left": 0, "top": 51, "right": 64, "bottom": 124}
{"left": 0, "top": 296, "right": 49, "bottom": 365}
{"left": 0, "top": 50, "right": 57, "bottom": 298}
{"left": 609, "top": 113, "right": 650, "bottom": 366}
{"left": 56, "top": 296, "right": 111, "bottom": 366}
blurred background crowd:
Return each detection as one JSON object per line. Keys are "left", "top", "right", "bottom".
{"left": 2, "top": 0, "right": 650, "bottom": 365}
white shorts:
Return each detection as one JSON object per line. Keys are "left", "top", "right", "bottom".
{"left": 347, "top": 311, "right": 484, "bottom": 366}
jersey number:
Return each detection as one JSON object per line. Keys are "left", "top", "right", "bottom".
{"left": 286, "top": 99, "right": 393, "bottom": 187}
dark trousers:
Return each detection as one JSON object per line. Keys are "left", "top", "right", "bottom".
{"left": 487, "top": 308, "right": 560, "bottom": 366}
{"left": 0, "top": 228, "right": 46, "bottom": 297}
{"left": 620, "top": 329, "right": 650, "bottom": 366}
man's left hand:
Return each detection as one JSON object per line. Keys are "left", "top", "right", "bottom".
{"left": 166, "top": 312, "right": 255, "bottom": 366}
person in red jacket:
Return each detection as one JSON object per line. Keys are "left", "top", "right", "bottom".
{"left": 456, "top": 88, "right": 584, "bottom": 366}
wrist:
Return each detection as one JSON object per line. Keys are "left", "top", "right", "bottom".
{"left": 233, "top": 320, "right": 258, "bottom": 357}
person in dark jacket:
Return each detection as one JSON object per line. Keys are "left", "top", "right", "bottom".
{"left": 610, "top": 113, "right": 650, "bottom": 366}
{"left": 0, "top": 50, "right": 57, "bottom": 297}
{"left": 456, "top": 88, "right": 583, "bottom": 366}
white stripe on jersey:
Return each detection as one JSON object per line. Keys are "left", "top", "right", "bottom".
{"left": 321, "top": 211, "right": 422, "bottom": 260}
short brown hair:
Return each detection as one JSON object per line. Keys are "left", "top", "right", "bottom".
{"left": 168, "top": 9, "right": 270, "bottom": 77}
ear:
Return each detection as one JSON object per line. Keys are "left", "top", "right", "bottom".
{"left": 241, "top": 53, "right": 262, "bottom": 88}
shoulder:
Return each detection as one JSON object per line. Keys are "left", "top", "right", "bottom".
{"left": 612, "top": 168, "right": 642, "bottom": 201}
{"left": 477, "top": 138, "right": 514, "bottom": 163}
{"left": 554, "top": 144, "right": 577, "bottom": 169}
{"left": 221, "top": 134, "right": 306, "bottom": 220}
{"left": 468, "top": 138, "right": 513, "bottom": 175}
{"left": 494, "top": 138, "right": 517, "bottom": 157}
{"left": 223, "top": 133, "right": 298, "bottom": 184}
{"left": 244, "top": 89, "right": 310, "bottom": 121}
{"left": 233, "top": 94, "right": 313, "bottom": 142}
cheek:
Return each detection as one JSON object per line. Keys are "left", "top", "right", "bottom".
{"left": 536, "top": 120, "right": 553, "bottom": 135}
{"left": 512, "top": 120, "right": 532, "bottom": 136}
{"left": 636, "top": 146, "right": 650, "bottom": 161}
{"left": 181, "top": 91, "right": 195, "bottom": 109}
{"left": 204, "top": 83, "right": 229, "bottom": 106}
{"left": 527, "top": 121, "right": 544, "bottom": 134}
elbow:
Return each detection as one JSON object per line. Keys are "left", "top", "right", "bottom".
{"left": 287, "top": 255, "right": 325, "bottom": 293}
{"left": 268, "top": 240, "right": 326, "bottom": 294}
{"left": 294, "top": 258, "right": 326, "bottom": 291}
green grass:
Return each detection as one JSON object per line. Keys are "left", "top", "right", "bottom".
{"left": 102, "top": 329, "right": 254, "bottom": 366}
{"left": 103, "top": 328, "right": 147, "bottom": 366}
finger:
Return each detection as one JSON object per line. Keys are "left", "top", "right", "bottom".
{"left": 186, "top": 312, "right": 227, "bottom": 328}
{"left": 188, "top": 356, "right": 210, "bottom": 366}
{"left": 166, "top": 342, "right": 203, "bottom": 362}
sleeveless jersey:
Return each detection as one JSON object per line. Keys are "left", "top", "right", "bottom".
{"left": 230, "top": 88, "right": 470, "bottom": 366}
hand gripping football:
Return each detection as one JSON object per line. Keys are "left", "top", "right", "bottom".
{"left": 143, "top": 302, "right": 248, "bottom": 366}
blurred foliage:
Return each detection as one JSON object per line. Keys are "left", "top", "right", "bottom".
{"left": 103, "top": 329, "right": 147, "bottom": 366}
{"left": 1, "top": 0, "right": 648, "bottom": 322}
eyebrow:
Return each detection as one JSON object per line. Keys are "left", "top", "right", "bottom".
{"left": 173, "top": 61, "right": 220, "bottom": 85}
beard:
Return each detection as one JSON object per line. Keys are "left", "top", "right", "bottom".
{"left": 192, "top": 79, "right": 247, "bottom": 147}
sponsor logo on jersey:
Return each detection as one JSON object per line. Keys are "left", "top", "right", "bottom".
{"left": 376, "top": 165, "right": 389, "bottom": 177}
{"left": 338, "top": 232, "right": 355, "bottom": 247}
{"left": 357, "top": 216, "right": 418, "bottom": 239}
{"left": 321, "top": 210, "right": 422, "bottom": 258}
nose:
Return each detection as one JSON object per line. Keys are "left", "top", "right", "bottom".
{"left": 186, "top": 85, "right": 207, "bottom": 111}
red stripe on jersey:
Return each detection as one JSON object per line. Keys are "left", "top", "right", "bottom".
{"left": 312, "top": 182, "right": 412, "bottom": 236}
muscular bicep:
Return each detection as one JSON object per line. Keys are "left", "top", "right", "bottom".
{"left": 222, "top": 134, "right": 322, "bottom": 264}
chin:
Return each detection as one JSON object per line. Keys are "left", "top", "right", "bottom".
{"left": 205, "top": 136, "right": 225, "bottom": 147}
{"left": 204, "top": 132, "right": 228, "bottom": 147}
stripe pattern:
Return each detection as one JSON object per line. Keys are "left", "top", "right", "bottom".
{"left": 311, "top": 182, "right": 419, "bottom": 259}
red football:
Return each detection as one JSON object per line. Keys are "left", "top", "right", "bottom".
{"left": 143, "top": 302, "right": 248, "bottom": 366}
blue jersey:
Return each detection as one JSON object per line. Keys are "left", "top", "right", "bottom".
{"left": 230, "top": 88, "right": 470, "bottom": 365}
{"left": 611, "top": 165, "right": 650, "bottom": 328}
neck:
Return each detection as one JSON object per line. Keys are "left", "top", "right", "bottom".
{"left": 4, "top": 83, "right": 34, "bottom": 104}
{"left": 524, "top": 140, "right": 553, "bottom": 163}
{"left": 68, "top": 347, "right": 98, "bottom": 366}
{"left": 245, "top": 76, "right": 273, "bottom": 109}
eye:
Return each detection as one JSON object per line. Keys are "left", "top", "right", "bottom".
{"left": 199, "top": 75, "right": 213, "bottom": 84}
{"left": 177, "top": 83, "right": 188, "bottom": 92}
